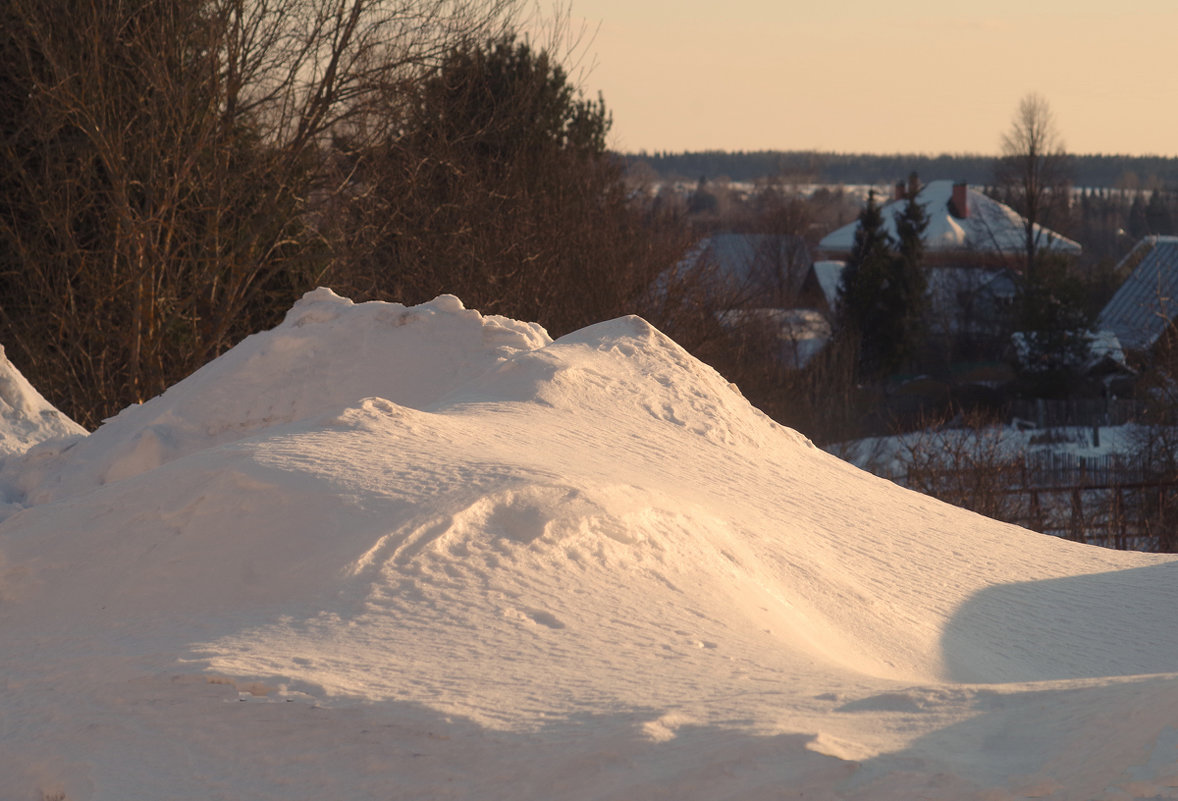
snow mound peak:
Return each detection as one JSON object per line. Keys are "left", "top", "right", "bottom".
{"left": 1, "top": 290, "right": 787, "bottom": 511}
{"left": 0, "top": 290, "right": 552, "bottom": 507}
{"left": 0, "top": 344, "right": 85, "bottom": 456}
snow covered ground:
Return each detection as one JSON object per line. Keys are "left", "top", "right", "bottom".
{"left": 3, "top": 289, "right": 1178, "bottom": 800}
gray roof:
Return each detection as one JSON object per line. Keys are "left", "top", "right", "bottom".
{"left": 677, "top": 233, "right": 813, "bottom": 304}
{"left": 1097, "top": 237, "right": 1178, "bottom": 351}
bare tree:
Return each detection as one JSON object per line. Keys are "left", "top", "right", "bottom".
{"left": 0, "top": 0, "right": 515, "bottom": 426}
{"left": 995, "top": 92, "right": 1072, "bottom": 278}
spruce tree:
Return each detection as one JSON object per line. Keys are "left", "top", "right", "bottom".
{"left": 838, "top": 178, "right": 929, "bottom": 377}
{"left": 837, "top": 190, "right": 894, "bottom": 376}
{"left": 1129, "top": 194, "right": 1149, "bottom": 239}
{"left": 887, "top": 173, "right": 930, "bottom": 372}
{"left": 1147, "top": 189, "right": 1174, "bottom": 235}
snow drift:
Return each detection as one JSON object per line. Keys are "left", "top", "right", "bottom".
{"left": 3, "top": 289, "right": 1178, "bottom": 801}
{"left": 0, "top": 345, "right": 85, "bottom": 456}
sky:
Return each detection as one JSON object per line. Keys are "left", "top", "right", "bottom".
{"left": 558, "top": 0, "right": 1178, "bottom": 156}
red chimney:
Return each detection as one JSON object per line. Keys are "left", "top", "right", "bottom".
{"left": 951, "top": 182, "right": 969, "bottom": 218}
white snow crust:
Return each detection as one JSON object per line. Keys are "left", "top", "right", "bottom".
{"left": 3, "top": 288, "right": 1178, "bottom": 800}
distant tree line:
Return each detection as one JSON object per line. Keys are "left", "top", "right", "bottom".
{"left": 629, "top": 150, "right": 1178, "bottom": 190}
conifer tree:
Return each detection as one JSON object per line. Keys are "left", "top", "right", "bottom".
{"left": 1129, "top": 194, "right": 1150, "bottom": 239}
{"left": 887, "top": 173, "right": 930, "bottom": 371}
{"left": 837, "top": 178, "right": 929, "bottom": 377}
{"left": 837, "top": 190, "right": 894, "bottom": 375}
{"left": 345, "top": 34, "right": 680, "bottom": 336}
{"left": 1146, "top": 189, "right": 1174, "bottom": 235}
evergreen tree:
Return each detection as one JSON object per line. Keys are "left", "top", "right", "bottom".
{"left": 1146, "top": 189, "right": 1174, "bottom": 235}
{"left": 347, "top": 34, "right": 682, "bottom": 336}
{"left": 837, "top": 190, "right": 895, "bottom": 375}
{"left": 886, "top": 172, "right": 930, "bottom": 371}
{"left": 1012, "top": 254, "right": 1094, "bottom": 397}
{"left": 837, "top": 179, "right": 930, "bottom": 378}
{"left": 1129, "top": 194, "right": 1149, "bottom": 239}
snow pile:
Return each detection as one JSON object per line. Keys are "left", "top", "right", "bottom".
{"left": 0, "top": 345, "right": 85, "bottom": 457}
{"left": 3, "top": 289, "right": 1178, "bottom": 801}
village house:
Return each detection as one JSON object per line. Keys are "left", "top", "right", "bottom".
{"left": 674, "top": 232, "right": 830, "bottom": 369}
{"left": 818, "top": 180, "right": 1082, "bottom": 358}
{"left": 1098, "top": 236, "right": 1178, "bottom": 355}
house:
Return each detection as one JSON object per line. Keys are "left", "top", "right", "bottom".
{"left": 676, "top": 233, "right": 813, "bottom": 307}
{"left": 818, "top": 180, "right": 1082, "bottom": 265}
{"left": 820, "top": 180, "right": 1082, "bottom": 361}
{"left": 1097, "top": 236, "right": 1178, "bottom": 353}
{"left": 673, "top": 233, "right": 832, "bottom": 369}
{"left": 925, "top": 266, "right": 1019, "bottom": 346}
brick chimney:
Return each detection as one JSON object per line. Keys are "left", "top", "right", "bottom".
{"left": 951, "top": 182, "right": 969, "bottom": 218}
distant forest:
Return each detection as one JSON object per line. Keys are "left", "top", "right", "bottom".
{"left": 625, "top": 151, "right": 1178, "bottom": 189}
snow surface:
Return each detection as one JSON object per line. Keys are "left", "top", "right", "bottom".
{"left": 4, "top": 288, "right": 1178, "bottom": 800}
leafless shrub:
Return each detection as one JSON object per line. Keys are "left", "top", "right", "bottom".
{"left": 899, "top": 409, "right": 1028, "bottom": 521}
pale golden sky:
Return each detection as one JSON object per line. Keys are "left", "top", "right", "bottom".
{"left": 562, "top": 0, "right": 1178, "bottom": 156}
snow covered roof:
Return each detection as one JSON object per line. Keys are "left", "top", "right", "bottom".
{"left": 818, "top": 180, "right": 1082, "bottom": 257}
{"left": 1097, "top": 236, "right": 1178, "bottom": 351}
{"left": 1086, "top": 329, "right": 1129, "bottom": 372}
{"left": 3, "top": 288, "right": 1178, "bottom": 799}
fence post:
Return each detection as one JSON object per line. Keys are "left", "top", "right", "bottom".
{"left": 1070, "top": 487, "right": 1084, "bottom": 543}
{"left": 1113, "top": 487, "right": 1126, "bottom": 550}
{"left": 1030, "top": 488, "right": 1043, "bottom": 533}
{"left": 1158, "top": 485, "right": 1175, "bottom": 552}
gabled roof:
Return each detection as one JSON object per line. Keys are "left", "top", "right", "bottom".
{"left": 679, "top": 233, "right": 812, "bottom": 301}
{"left": 818, "top": 180, "right": 1082, "bottom": 257}
{"left": 1097, "top": 236, "right": 1178, "bottom": 351}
